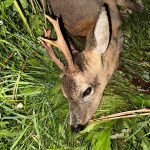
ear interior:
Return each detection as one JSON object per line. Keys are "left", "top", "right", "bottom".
{"left": 86, "top": 7, "right": 110, "bottom": 54}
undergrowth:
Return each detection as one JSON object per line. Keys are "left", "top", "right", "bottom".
{"left": 0, "top": 0, "right": 150, "bottom": 149}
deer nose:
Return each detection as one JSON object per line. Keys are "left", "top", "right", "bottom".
{"left": 71, "top": 124, "right": 86, "bottom": 133}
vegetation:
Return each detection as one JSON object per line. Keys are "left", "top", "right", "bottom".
{"left": 0, "top": 0, "right": 150, "bottom": 149}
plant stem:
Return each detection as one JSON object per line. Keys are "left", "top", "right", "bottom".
{"left": 13, "top": 0, "right": 32, "bottom": 35}
{"left": 90, "top": 108, "right": 150, "bottom": 122}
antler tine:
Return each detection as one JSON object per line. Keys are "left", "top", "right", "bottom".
{"left": 40, "top": 15, "right": 76, "bottom": 73}
{"left": 40, "top": 29, "right": 65, "bottom": 71}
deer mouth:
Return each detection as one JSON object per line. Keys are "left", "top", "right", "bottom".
{"left": 71, "top": 124, "right": 87, "bottom": 133}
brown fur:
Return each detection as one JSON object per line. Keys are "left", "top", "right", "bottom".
{"left": 45, "top": 0, "right": 143, "bottom": 36}
{"left": 42, "top": 0, "right": 143, "bottom": 130}
{"left": 49, "top": 0, "right": 103, "bottom": 36}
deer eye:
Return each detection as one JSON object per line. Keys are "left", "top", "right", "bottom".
{"left": 82, "top": 87, "right": 92, "bottom": 98}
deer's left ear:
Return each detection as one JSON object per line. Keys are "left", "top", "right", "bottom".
{"left": 85, "top": 7, "right": 110, "bottom": 54}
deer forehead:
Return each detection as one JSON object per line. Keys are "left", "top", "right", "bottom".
{"left": 61, "top": 71, "right": 98, "bottom": 98}
{"left": 75, "top": 50, "right": 102, "bottom": 71}
{"left": 61, "top": 50, "right": 103, "bottom": 98}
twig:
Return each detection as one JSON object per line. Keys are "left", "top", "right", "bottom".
{"left": 90, "top": 108, "right": 150, "bottom": 123}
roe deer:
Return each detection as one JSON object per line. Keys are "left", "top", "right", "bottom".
{"left": 40, "top": 0, "right": 143, "bottom": 132}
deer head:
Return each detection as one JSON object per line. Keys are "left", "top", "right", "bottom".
{"left": 40, "top": 4, "right": 123, "bottom": 132}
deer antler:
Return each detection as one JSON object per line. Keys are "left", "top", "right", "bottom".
{"left": 40, "top": 15, "right": 76, "bottom": 73}
{"left": 40, "top": 29, "right": 65, "bottom": 71}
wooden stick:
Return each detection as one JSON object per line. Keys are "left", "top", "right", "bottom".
{"left": 90, "top": 108, "right": 150, "bottom": 123}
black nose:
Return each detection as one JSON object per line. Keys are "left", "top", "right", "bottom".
{"left": 71, "top": 124, "right": 86, "bottom": 133}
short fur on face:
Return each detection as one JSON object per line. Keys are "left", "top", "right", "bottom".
{"left": 61, "top": 50, "right": 104, "bottom": 127}
{"left": 60, "top": 7, "right": 111, "bottom": 127}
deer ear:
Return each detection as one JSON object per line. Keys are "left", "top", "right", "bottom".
{"left": 94, "top": 7, "right": 110, "bottom": 53}
{"left": 85, "top": 7, "right": 110, "bottom": 53}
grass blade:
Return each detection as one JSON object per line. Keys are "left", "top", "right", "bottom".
{"left": 13, "top": 0, "right": 32, "bottom": 35}
{"left": 10, "top": 124, "right": 30, "bottom": 150}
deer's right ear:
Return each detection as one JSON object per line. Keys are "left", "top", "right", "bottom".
{"left": 85, "top": 7, "right": 110, "bottom": 54}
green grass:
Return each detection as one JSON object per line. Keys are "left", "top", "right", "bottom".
{"left": 0, "top": 0, "right": 150, "bottom": 149}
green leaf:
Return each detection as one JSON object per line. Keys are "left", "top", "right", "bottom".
{"left": 129, "top": 93, "right": 150, "bottom": 107}
{"left": 10, "top": 124, "right": 30, "bottom": 150}
{"left": 1, "top": 0, "right": 14, "bottom": 8}
{"left": 19, "top": 0, "right": 28, "bottom": 9}
{"left": 13, "top": 0, "right": 32, "bottom": 35}
{"left": 22, "top": 86, "right": 43, "bottom": 96}
{"left": 141, "top": 137, "right": 150, "bottom": 150}
{"left": 0, "top": 121, "right": 9, "bottom": 128}
{"left": 0, "top": 129, "right": 16, "bottom": 138}
{"left": 80, "top": 122, "right": 99, "bottom": 134}
{"left": 92, "top": 128, "right": 112, "bottom": 150}
{"left": 83, "top": 122, "right": 114, "bottom": 150}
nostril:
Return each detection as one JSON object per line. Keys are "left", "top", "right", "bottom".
{"left": 71, "top": 126, "right": 79, "bottom": 133}
{"left": 71, "top": 124, "right": 86, "bottom": 133}
{"left": 78, "top": 124, "right": 86, "bottom": 131}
